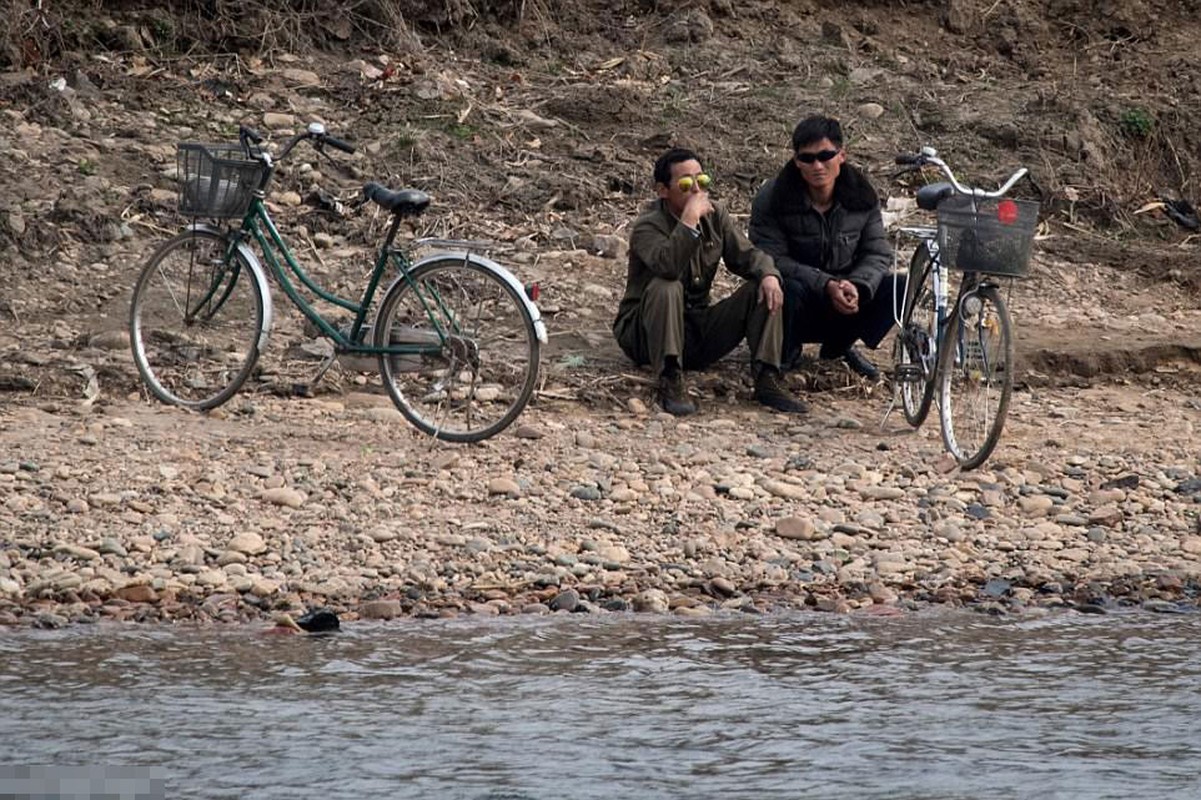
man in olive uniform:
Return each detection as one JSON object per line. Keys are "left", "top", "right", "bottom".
{"left": 613, "top": 147, "right": 808, "bottom": 416}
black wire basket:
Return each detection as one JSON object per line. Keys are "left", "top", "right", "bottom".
{"left": 176, "top": 143, "right": 266, "bottom": 219}
{"left": 937, "top": 195, "right": 1040, "bottom": 277}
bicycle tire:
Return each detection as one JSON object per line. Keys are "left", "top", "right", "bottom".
{"left": 374, "top": 256, "right": 540, "bottom": 443}
{"left": 937, "top": 283, "right": 1014, "bottom": 470}
{"left": 129, "top": 228, "right": 265, "bottom": 410}
{"left": 894, "top": 242, "right": 938, "bottom": 427}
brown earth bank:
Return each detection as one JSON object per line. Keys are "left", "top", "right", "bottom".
{"left": 1, "top": 0, "right": 1200, "bottom": 627}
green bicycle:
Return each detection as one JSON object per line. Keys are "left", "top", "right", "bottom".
{"left": 129, "top": 122, "right": 546, "bottom": 442}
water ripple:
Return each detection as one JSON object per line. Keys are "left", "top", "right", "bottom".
{"left": 1, "top": 610, "right": 1199, "bottom": 799}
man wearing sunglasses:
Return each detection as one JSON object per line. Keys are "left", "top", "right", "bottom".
{"left": 614, "top": 147, "right": 808, "bottom": 416}
{"left": 749, "top": 115, "right": 895, "bottom": 381}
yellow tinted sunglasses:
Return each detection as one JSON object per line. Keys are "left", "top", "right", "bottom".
{"left": 677, "top": 173, "right": 712, "bottom": 192}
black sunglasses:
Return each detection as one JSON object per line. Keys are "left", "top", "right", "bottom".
{"left": 795, "top": 148, "right": 841, "bottom": 165}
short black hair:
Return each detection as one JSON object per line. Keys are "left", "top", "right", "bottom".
{"left": 653, "top": 147, "right": 701, "bottom": 186}
{"left": 791, "top": 115, "right": 844, "bottom": 152}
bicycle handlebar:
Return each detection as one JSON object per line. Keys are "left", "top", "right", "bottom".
{"left": 240, "top": 122, "right": 357, "bottom": 163}
{"left": 894, "top": 147, "right": 1027, "bottom": 198}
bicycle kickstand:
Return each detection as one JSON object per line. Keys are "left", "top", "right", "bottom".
{"left": 879, "top": 385, "right": 900, "bottom": 431}
{"left": 292, "top": 350, "right": 339, "bottom": 398}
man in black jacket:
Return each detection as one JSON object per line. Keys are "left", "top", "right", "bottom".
{"left": 749, "top": 115, "right": 897, "bottom": 380}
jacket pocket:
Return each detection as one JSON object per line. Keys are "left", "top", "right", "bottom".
{"left": 835, "top": 231, "right": 861, "bottom": 272}
{"left": 699, "top": 236, "right": 723, "bottom": 278}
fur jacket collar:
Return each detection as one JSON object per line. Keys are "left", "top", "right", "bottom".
{"left": 767, "top": 159, "right": 880, "bottom": 214}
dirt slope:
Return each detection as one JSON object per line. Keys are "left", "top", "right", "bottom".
{"left": 1, "top": 0, "right": 1200, "bottom": 399}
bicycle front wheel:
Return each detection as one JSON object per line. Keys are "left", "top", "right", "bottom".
{"left": 894, "top": 242, "right": 938, "bottom": 427}
{"left": 937, "top": 283, "right": 1014, "bottom": 470}
{"left": 129, "top": 229, "right": 265, "bottom": 410}
{"left": 374, "top": 256, "right": 540, "bottom": 443}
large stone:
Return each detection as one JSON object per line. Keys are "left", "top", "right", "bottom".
{"left": 857, "top": 102, "right": 886, "bottom": 120}
{"left": 775, "top": 516, "right": 816, "bottom": 540}
{"left": 360, "top": 599, "right": 402, "bottom": 620}
{"left": 282, "top": 68, "right": 321, "bottom": 87}
{"left": 263, "top": 112, "right": 296, "bottom": 129}
{"left": 227, "top": 532, "right": 267, "bottom": 555}
{"left": 632, "top": 589, "right": 669, "bottom": 613}
{"left": 761, "top": 480, "right": 805, "bottom": 500}
{"left": 261, "top": 487, "right": 304, "bottom": 508}
{"left": 488, "top": 478, "right": 522, "bottom": 497}
{"left": 116, "top": 584, "right": 158, "bottom": 603}
{"left": 1088, "top": 505, "right": 1123, "bottom": 526}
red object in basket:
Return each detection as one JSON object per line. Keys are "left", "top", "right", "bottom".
{"left": 996, "top": 198, "right": 1019, "bottom": 225}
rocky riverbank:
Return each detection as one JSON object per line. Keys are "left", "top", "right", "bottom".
{"left": 3, "top": 368, "right": 1200, "bottom": 629}
{"left": 3, "top": 1, "right": 1201, "bottom": 627}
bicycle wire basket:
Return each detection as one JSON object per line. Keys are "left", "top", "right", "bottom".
{"left": 176, "top": 143, "right": 267, "bottom": 219}
{"left": 937, "top": 194, "right": 1040, "bottom": 277}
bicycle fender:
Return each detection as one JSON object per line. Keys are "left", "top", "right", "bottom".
{"left": 187, "top": 223, "right": 275, "bottom": 352}
{"left": 411, "top": 252, "right": 548, "bottom": 344}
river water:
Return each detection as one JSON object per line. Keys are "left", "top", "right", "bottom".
{"left": 2, "top": 609, "right": 1198, "bottom": 799}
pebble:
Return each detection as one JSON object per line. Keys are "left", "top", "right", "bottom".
{"left": 3, "top": 322, "right": 1200, "bottom": 629}
{"left": 488, "top": 478, "right": 522, "bottom": 496}
{"left": 227, "top": 532, "right": 267, "bottom": 555}
{"left": 360, "top": 599, "right": 402, "bottom": 620}
{"left": 775, "top": 516, "right": 816, "bottom": 540}
{"left": 549, "top": 589, "right": 579, "bottom": 612}
{"left": 261, "top": 488, "right": 304, "bottom": 508}
{"left": 571, "top": 485, "right": 602, "bottom": 501}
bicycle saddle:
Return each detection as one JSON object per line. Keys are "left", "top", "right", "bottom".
{"left": 916, "top": 181, "right": 955, "bottom": 211}
{"left": 363, "top": 182, "right": 431, "bottom": 217}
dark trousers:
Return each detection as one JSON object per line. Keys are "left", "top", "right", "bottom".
{"left": 615, "top": 278, "right": 783, "bottom": 375}
{"left": 781, "top": 275, "right": 904, "bottom": 363}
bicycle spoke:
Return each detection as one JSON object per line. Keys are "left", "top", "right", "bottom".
{"left": 938, "top": 285, "right": 1013, "bottom": 469}
{"left": 130, "top": 230, "right": 264, "bottom": 410}
{"left": 376, "top": 258, "right": 540, "bottom": 442}
{"left": 894, "top": 242, "right": 938, "bottom": 427}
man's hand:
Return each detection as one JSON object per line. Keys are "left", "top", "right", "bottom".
{"left": 825, "top": 279, "right": 859, "bottom": 315}
{"left": 680, "top": 191, "right": 714, "bottom": 229}
{"left": 758, "top": 275, "right": 783, "bottom": 315}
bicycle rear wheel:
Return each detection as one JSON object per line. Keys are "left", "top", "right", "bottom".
{"left": 937, "top": 283, "right": 1013, "bottom": 469}
{"left": 894, "top": 242, "right": 938, "bottom": 427}
{"left": 374, "top": 256, "right": 540, "bottom": 443}
{"left": 129, "top": 229, "right": 265, "bottom": 410}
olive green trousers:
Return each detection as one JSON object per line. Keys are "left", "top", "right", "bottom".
{"left": 614, "top": 277, "right": 783, "bottom": 376}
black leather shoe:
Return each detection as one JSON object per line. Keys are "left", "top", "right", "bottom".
{"left": 841, "top": 346, "right": 881, "bottom": 380}
{"left": 753, "top": 367, "right": 809, "bottom": 414}
{"left": 658, "top": 372, "right": 697, "bottom": 416}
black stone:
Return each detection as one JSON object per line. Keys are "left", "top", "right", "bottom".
{"left": 549, "top": 589, "right": 579, "bottom": 612}
{"left": 1101, "top": 474, "right": 1140, "bottom": 490}
{"left": 983, "top": 578, "right": 1011, "bottom": 598}
{"left": 1174, "top": 477, "right": 1201, "bottom": 495}
{"left": 965, "top": 503, "right": 990, "bottom": 520}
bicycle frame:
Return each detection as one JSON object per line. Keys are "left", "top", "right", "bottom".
{"left": 894, "top": 236, "right": 1003, "bottom": 387}
{"left": 948, "top": 274, "right": 1003, "bottom": 375}
{"left": 221, "top": 198, "right": 461, "bottom": 360}
{"left": 892, "top": 226, "right": 953, "bottom": 382}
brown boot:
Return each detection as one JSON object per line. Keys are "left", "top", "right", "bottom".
{"left": 753, "top": 365, "right": 809, "bottom": 414}
{"left": 658, "top": 371, "right": 697, "bottom": 416}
